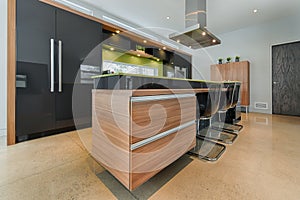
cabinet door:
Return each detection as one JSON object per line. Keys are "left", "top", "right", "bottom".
{"left": 55, "top": 9, "right": 102, "bottom": 128}
{"left": 16, "top": 0, "right": 56, "bottom": 137}
{"left": 17, "top": 0, "right": 56, "bottom": 64}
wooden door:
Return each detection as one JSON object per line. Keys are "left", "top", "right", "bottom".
{"left": 272, "top": 41, "right": 300, "bottom": 116}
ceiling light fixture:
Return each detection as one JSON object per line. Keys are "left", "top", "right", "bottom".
{"left": 157, "top": 59, "right": 160, "bottom": 62}
{"left": 110, "top": 47, "right": 115, "bottom": 51}
{"left": 202, "top": 31, "right": 206, "bottom": 36}
{"left": 143, "top": 40, "right": 147, "bottom": 43}
{"left": 166, "top": 16, "right": 170, "bottom": 20}
{"left": 115, "top": 30, "right": 120, "bottom": 34}
{"left": 253, "top": 9, "right": 258, "bottom": 13}
{"left": 162, "top": 47, "right": 167, "bottom": 50}
{"left": 137, "top": 54, "right": 141, "bottom": 57}
{"left": 212, "top": 39, "right": 216, "bottom": 43}
{"left": 176, "top": 39, "right": 180, "bottom": 43}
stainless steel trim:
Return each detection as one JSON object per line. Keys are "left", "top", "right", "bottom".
{"left": 131, "top": 93, "right": 195, "bottom": 103}
{"left": 50, "top": 39, "right": 55, "bottom": 93}
{"left": 58, "top": 40, "right": 63, "bottom": 92}
{"left": 130, "top": 120, "right": 195, "bottom": 151}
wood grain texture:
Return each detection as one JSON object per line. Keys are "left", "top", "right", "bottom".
{"left": 7, "top": 0, "right": 16, "bottom": 145}
{"left": 92, "top": 89, "right": 197, "bottom": 191}
{"left": 130, "top": 125, "right": 196, "bottom": 190}
{"left": 211, "top": 61, "right": 250, "bottom": 106}
{"left": 92, "top": 90, "right": 132, "bottom": 188}
{"left": 131, "top": 97, "right": 195, "bottom": 143}
{"left": 272, "top": 42, "right": 300, "bottom": 116}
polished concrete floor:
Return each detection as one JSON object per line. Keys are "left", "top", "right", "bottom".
{"left": 0, "top": 113, "right": 300, "bottom": 200}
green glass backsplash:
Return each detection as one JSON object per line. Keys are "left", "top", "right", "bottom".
{"left": 102, "top": 49, "right": 163, "bottom": 76}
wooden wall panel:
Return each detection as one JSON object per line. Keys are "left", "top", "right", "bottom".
{"left": 7, "top": 0, "right": 16, "bottom": 145}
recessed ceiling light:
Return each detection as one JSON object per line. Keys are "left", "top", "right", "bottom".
{"left": 176, "top": 39, "right": 180, "bottom": 43}
{"left": 253, "top": 9, "right": 258, "bottom": 13}
{"left": 212, "top": 39, "right": 216, "bottom": 43}
{"left": 137, "top": 54, "right": 141, "bottom": 57}
{"left": 202, "top": 31, "right": 206, "bottom": 36}
{"left": 115, "top": 30, "right": 120, "bottom": 34}
{"left": 143, "top": 40, "right": 147, "bottom": 43}
{"left": 110, "top": 47, "right": 115, "bottom": 51}
{"left": 157, "top": 59, "right": 160, "bottom": 62}
{"left": 166, "top": 16, "right": 170, "bottom": 20}
{"left": 112, "top": 33, "right": 115, "bottom": 36}
{"left": 162, "top": 47, "right": 167, "bottom": 50}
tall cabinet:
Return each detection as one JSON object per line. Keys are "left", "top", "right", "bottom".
{"left": 16, "top": 0, "right": 102, "bottom": 141}
{"left": 211, "top": 61, "right": 250, "bottom": 109}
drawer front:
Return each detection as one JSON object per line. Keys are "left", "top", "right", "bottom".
{"left": 131, "top": 95, "right": 196, "bottom": 144}
{"left": 130, "top": 123, "right": 196, "bottom": 190}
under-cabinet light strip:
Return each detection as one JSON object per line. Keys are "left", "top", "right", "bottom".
{"left": 102, "top": 16, "right": 158, "bottom": 42}
{"left": 53, "top": 0, "right": 93, "bottom": 16}
{"left": 130, "top": 120, "right": 195, "bottom": 151}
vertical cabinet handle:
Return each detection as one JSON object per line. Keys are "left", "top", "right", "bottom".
{"left": 58, "top": 40, "right": 63, "bottom": 92}
{"left": 50, "top": 39, "right": 55, "bottom": 93}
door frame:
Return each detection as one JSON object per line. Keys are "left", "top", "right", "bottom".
{"left": 270, "top": 40, "right": 300, "bottom": 115}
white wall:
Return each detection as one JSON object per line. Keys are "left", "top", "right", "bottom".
{"left": 0, "top": 0, "right": 7, "bottom": 136}
{"left": 192, "top": 13, "right": 300, "bottom": 114}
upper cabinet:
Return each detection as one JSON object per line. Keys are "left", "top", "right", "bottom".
{"left": 211, "top": 61, "right": 250, "bottom": 107}
{"left": 16, "top": 0, "right": 56, "bottom": 64}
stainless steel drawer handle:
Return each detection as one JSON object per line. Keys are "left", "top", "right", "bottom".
{"left": 131, "top": 93, "right": 195, "bottom": 103}
{"left": 130, "top": 120, "right": 195, "bottom": 151}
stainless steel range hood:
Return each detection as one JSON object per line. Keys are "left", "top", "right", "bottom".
{"left": 169, "top": 0, "right": 220, "bottom": 49}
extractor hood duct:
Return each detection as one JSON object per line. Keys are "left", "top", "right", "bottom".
{"left": 169, "top": 0, "right": 221, "bottom": 49}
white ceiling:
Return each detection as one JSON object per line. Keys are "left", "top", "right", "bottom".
{"left": 78, "top": 0, "right": 300, "bottom": 37}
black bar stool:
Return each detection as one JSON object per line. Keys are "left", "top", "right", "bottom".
{"left": 198, "top": 82, "right": 238, "bottom": 144}
{"left": 189, "top": 83, "right": 226, "bottom": 161}
{"left": 214, "top": 82, "right": 243, "bottom": 134}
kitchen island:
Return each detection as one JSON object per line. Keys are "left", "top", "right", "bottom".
{"left": 91, "top": 73, "right": 238, "bottom": 190}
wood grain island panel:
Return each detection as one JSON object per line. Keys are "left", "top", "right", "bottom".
{"left": 91, "top": 89, "right": 197, "bottom": 190}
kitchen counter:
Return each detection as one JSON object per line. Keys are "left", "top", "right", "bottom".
{"left": 92, "top": 72, "right": 239, "bottom": 90}
{"left": 91, "top": 73, "right": 240, "bottom": 191}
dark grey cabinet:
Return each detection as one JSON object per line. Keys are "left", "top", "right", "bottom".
{"left": 16, "top": 0, "right": 102, "bottom": 141}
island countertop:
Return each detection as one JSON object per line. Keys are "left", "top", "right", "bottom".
{"left": 92, "top": 72, "right": 240, "bottom": 90}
